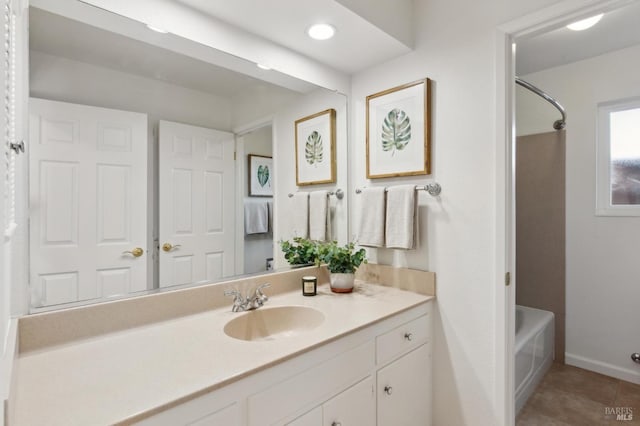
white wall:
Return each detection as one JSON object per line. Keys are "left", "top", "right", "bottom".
{"left": 273, "top": 89, "right": 348, "bottom": 267}
{"left": 230, "top": 85, "right": 301, "bottom": 130}
{"left": 243, "top": 126, "right": 273, "bottom": 274}
{"left": 517, "top": 44, "right": 640, "bottom": 384}
{"left": 349, "top": 0, "right": 562, "bottom": 423}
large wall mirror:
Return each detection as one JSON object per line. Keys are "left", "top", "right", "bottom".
{"left": 24, "top": 0, "right": 349, "bottom": 312}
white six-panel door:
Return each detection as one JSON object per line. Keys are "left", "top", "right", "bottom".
{"left": 158, "top": 120, "right": 235, "bottom": 287}
{"left": 29, "top": 98, "right": 148, "bottom": 308}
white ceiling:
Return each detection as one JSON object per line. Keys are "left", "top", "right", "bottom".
{"left": 29, "top": 7, "right": 312, "bottom": 99}
{"left": 516, "top": 2, "right": 640, "bottom": 75}
{"left": 174, "top": 0, "right": 413, "bottom": 74}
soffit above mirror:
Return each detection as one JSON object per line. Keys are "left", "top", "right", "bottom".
{"left": 175, "top": 0, "right": 414, "bottom": 74}
{"left": 34, "top": 0, "right": 325, "bottom": 93}
{"left": 30, "top": 7, "right": 314, "bottom": 98}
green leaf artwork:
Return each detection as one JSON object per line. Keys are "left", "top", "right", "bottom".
{"left": 257, "top": 164, "right": 270, "bottom": 187}
{"left": 305, "top": 131, "right": 324, "bottom": 165}
{"left": 381, "top": 108, "right": 411, "bottom": 155}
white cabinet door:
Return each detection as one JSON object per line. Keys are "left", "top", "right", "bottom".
{"left": 29, "top": 98, "right": 148, "bottom": 307}
{"left": 158, "top": 120, "right": 235, "bottom": 287}
{"left": 323, "top": 376, "right": 375, "bottom": 426}
{"left": 377, "top": 344, "right": 431, "bottom": 426}
{"left": 286, "top": 407, "right": 322, "bottom": 426}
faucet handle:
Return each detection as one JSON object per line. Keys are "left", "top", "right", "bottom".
{"left": 255, "top": 283, "right": 270, "bottom": 304}
{"left": 224, "top": 288, "right": 246, "bottom": 312}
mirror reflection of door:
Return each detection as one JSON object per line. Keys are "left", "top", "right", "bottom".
{"left": 240, "top": 125, "right": 274, "bottom": 275}
{"left": 158, "top": 120, "right": 236, "bottom": 287}
{"left": 29, "top": 98, "right": 148, "bottom": 307}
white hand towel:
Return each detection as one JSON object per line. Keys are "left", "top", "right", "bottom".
{"left": 357, "top": 187, "right": 386, "bottom": 247}
{"left": 385, "top": 185, "right": 417, "bottom": 249}
{"left": 267, "top": 200, "right": 273, "bottom": 233}
{"left": 309, "top": 190, "right": 329, "bottom": 241}
{"left": 290, "top": 192, "right": 309, "bottom": 238}
{"left": 244, "top": 199, "right": 269, "bottom": 234}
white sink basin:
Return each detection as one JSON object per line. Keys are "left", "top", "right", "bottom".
{"left": 223, "top": 306, "right": 325, "bottom": 342}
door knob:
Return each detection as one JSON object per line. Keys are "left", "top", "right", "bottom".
{"left": 384, "top": 385, "right": 393, "bottom": 395}
{"left": 122, "top": 247, "right": 144, "bottom": 257}
{"left": 162, "top": 243, "right": 181, "bottom": 252}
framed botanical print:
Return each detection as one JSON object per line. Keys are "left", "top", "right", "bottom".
{"left": 295, "top": 108, "right": 336, "bottom": 186}
{"left": 366, "top": 78, "right": 431, "bottom": 178}
{"left": 248, "top": 154, "right": 273, "bottom": 197}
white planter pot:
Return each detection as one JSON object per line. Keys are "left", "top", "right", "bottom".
{"left": 330, "top": 272, "right": 355, "bottom": 293}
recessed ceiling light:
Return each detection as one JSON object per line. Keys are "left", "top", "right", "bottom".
{"left": 566, "top": 14, "right": 603, "bottom": 31}
{"left": 257, "top": 63, "right": 271, "bottom": 70}
{"left": 307, "top": 24, "right": 335, "bottom": 40}
{"left": 146, "top": 24, "right": 168, "bottom": 34}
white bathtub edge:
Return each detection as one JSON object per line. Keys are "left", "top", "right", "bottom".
{"left": 515, "top": 347, "right": 553, "bottom": 414}
{"left": 515, "top": 305, "right": 555, "bottom": 415}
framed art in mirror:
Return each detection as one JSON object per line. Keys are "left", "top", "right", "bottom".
{"left": 248, "top": 154, "right": 273, "bottom": 197}
{"left": 366, "top": 78, "right": 431, "bottom": 178}
{"left": 295, "top": 108, "right": 336, "bottom": 186}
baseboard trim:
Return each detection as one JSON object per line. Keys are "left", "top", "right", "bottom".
{"left": 565, "top": 352, "right": 640, "bottom": 384}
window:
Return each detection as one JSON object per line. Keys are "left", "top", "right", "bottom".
{"left": 596, "top": 98, "right": 640, "bottom": 216}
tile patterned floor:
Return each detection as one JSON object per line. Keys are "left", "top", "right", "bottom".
{"left": 517, "top": 363, "right": 640, "bottom": 426}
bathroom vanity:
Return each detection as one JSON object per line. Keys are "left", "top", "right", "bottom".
{"left": 10, "top": 266, "right": 434, "bottom": 425}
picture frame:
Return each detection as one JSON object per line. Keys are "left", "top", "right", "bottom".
{"left": 295, "top": 108, "right": 336, "bottom": 186}
{"left": 248, "top": 154, "right": 273, "bottom": 197}
{"left": 366, "top": 78, "right": 431, "bottom": 178}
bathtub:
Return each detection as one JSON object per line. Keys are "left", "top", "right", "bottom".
{"left": 515, "top": 305, "right": 555, "bottom": 414}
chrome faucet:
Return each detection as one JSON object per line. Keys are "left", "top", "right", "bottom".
{"left": 224, "top": 283, "right": 270, "bottom": 312}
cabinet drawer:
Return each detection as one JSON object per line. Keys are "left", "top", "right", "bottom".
{"left": 248, "top": 340, "right": 374, "bottom": 425}
{"left": 376, "top": 313, "right": 430, "bottom": 365}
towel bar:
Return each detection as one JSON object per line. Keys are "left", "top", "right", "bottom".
{"left": 288, "top": 189, "right": 344, "bottom": 200}
{"left": 355, "top": 183, "right": 442, "bottom": 197}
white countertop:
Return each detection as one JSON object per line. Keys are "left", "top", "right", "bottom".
{"left": 14, "top": 282, "right": 432, "bottom": 425}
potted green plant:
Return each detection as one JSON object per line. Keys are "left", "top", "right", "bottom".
{"left": 279, "top": 237, "right": 320, "bottom": 267}
{"left": 318, "top": 241, "right": 367, "bottom": 293}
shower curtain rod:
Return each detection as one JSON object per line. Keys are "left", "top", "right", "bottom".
{"left": 515, "top": 77, "right": 566, "bottom": 130}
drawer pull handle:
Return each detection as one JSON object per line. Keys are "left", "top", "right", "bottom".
{"left": 384, "top": 385, "right": 393, "bottom": 395}
{"left": 332, "top": 422, "right": 342, "bottom": 426}
{"left": 404, "top": 332, "right": 413, "bottom": 341}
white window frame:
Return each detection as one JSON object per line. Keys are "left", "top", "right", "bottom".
{"left": 596, "top": 97, "right": 640, "bottom": 216}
